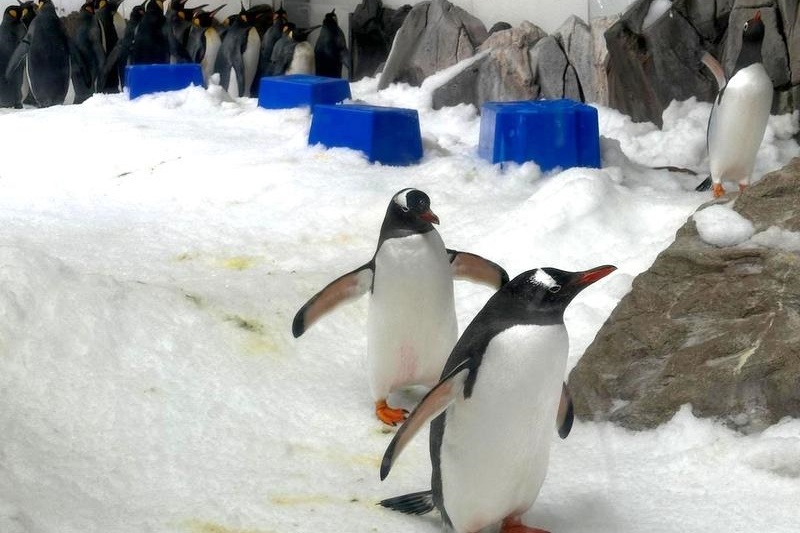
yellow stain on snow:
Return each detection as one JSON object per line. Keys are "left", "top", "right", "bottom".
{"left": 221, "top": 256, "right": 257, "bottom": 271}
{"left": 184, "top": 519, "right": 275, "bottom": 533}
{"left": 269, "top": 493, "right": 369, "bottom": 508}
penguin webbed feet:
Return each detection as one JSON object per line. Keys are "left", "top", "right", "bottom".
{"left": 500, "top": 516, "right": 551, "bottom": 533}
{"left": 375, "top": 399, "right": 408, "bottom": 426}
{"left": 712, "top": 182, "right": 725, "bottom": 198}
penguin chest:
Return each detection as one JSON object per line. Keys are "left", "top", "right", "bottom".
{"left": 242, "top": 28, "right": 260, "bottom": 93}
{"left": 367, "top": 232, "right": 457, "bottom": 394}
{"left": 709, "top": 64, "right": 773, "bottom": 183}
{"left": 440, "top": 324, "right": 568, "bottom": 533}
{"left": 287, "top": 42, "right": 315, "bottom": 75}
{"left": 201, "top": 30, "right": 222, "bottom": 82}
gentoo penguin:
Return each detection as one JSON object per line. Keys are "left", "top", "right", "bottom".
{"left": 292, "top": 188, "right": 509, "bottom": 426}
{"left": 130, "top": 0, "right": 169, "bottom": 65}
{"left": 186, "top": 4, "right": 224, "bottom": 85}
{"left": 379, "top": 265, "right": 617, "bottom": 533}
{"left": 314, "top": 8, "right": 349, "bottom": 78}
{"left": 5, "top": 0, "right": 73, "bottom": 107}
{"left": 703, "top": 10, "right": 773, "bottom": 198}
{"left": 214, "top": 3, "right": 261, "bottom": 98}
{"left": 0, "top": 5, "right": 26, "bottom": 108}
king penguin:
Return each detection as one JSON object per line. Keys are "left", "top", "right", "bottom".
{"left": 292, "top": 188, "right": 509, "bottom": 426}
{"left": 6, "top": 0, "right": 74, "bottom": 107}
{"left": 130, "top": 0, "right": 169, "bottom": 65}
{"left": 703, "top": 10, "right": 773, "bottom": 198}
{"left": 187, "top": 4, "right": 224, "bottom": 85}
{"left": 214, "top": 2, "right": 261, "bottom": 98}
{"left": 0, "top": 5, "right": 26, "bottom": 108}
{"left": 379, "top": 264, "right": 616, "bottom": 533}
{"left": 314, "top": 8, "right": 349, "bottom": 78}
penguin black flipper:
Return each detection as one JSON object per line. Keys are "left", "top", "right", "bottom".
{"left": 557, "top": 382, "right": 574, "bottom": 439}
{"left": 695, "top": 176, "right": 713, "bottom": 191}
{"left": 292, "top": 263, "right": 374, "bottom": 338}
{"left": 67, "top": 40, "right": 92, "bottom": 90}
{"left": 380, "top": 362, "right": 470, "bottom": 481}
{"left": 379, "top": 490, "right": 435, "bottom": 516}
{"left": 447, "top": 249, "right": 509, "bottom": 289}
{"left": 5, "top": 35, "right": 29, "bottom": 81}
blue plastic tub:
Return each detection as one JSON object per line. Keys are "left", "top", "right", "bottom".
{"left": 478, "top": 99, "right": 601, "bottom": 171}
{"left": 308, "top": 104, "right": 423, "bottom": 166}
{"left": 258, "top": 75, "right": 351, "bottom": 110}
{"left": 126, "top": 64, "right": 204, "bottom": 99}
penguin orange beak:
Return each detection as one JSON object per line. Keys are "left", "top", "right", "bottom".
{"left": 420, "top": 209, "right": 440, "bottom": 225}
{"left": 753, "top": 10, "right": 761, "bottom": 22}
{"left": 575, "top": 265, "right": 616, "bottom": 287}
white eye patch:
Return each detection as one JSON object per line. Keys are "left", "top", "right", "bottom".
{"left": 393, "top": 188, "right": 414, "bottom": 212}
{"left": 529, "top": 269, "right": 558, "bottom": 289}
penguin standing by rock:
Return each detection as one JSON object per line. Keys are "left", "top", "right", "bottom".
{"left": 700, "top": 10, "right": 773, "bottom": 198}
{"left": 214, "top": 3, "right": 261, "bottom": 98}
{"left": 314, "top": 8, "right": 349, "bottom": 78}
{"left": 187, "top": 4, "right": 224, "bottom": 85}
{"left": 0, "top": 5, "right": 26, "bottom": 108}
{"left": 379, "top": 264, "right": 616, "bottom": 533}
{"left": 292, "top": 188, "right": 509, "bottom": 426}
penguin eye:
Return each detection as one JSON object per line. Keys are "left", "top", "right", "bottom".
{"left": 743, "top": 21, "right": 749, "bottom": 31}
{"left": 548, "top": 285, "right": 562, "bottom": 293}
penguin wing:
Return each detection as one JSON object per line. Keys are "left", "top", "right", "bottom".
{"left": 380, "top": 361, "right": 470, "bottom": 481}
{"left": 292, "top": 263, "right": 374, "bottom": 338}
{"left": 447, "top": 249, "right": 509, "bottom": 289}
{"left": 5, "top": 35, "right": 30, "bottom": 81}
{"left": 557, "top": 382, "right": 574, "bottom": 439}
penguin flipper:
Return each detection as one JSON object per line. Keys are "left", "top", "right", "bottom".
{"left": 5, "top": 36, "right": 30, "bottom": 81}
{"left": 447, "top": 249, "right": 509, "bottom": 289}
{"left": 557, "top": 382, "right": 574, "bottom": 439}
{"left": 695, "top": 176, "right": 713, "bottom": 192}
{"left": 379, "top": 490, "right": 435, "bottom": 516}
{"left": 292, "top": 263, "right": 373, "bottom": 338}
{"left": 700, "top": 51, "right": 727, "bottom": 91}
{"left": 380, "top": 363, "right": 470, "bottom": 481}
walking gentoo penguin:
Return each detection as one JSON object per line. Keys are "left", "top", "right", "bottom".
{"left": 314, "top": 8, "right": 349, "bottom": 78}
{"left": 292, "top": 188, "right": 509, "bottom": 426}
{"left": 187, "top": 5, "right": 224, "bottom": 85}
{"left": 702, "top": 10, "right": 773, "bottom": 198}
{"left": 379, "top": 265, "right": 616, "bottom": 533}
{"left": 5, "top": 0, "right": 74, "bottom": 107}
{"left": 214, "top": 3, "right": 261, "bottom": 98}
{"left": 0, "top": 5, "right": 26, "bottom": 108}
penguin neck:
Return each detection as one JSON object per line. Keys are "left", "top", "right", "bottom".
{"left": 378, "top": 208, "right": 435, "bottom": 244}
{"left": 734, "top": 41, "right": 763, "bottom": 74}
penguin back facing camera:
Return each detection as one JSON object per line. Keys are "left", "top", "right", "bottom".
{"left": 0, "top": 5, "right": 27, "bottom": 107}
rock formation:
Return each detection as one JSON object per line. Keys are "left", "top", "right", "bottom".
{"left": 568, "top": 158, "right": 800, "bottom": 434}
{"left": 350, "top": 0, "right": 411, "bottom": 81}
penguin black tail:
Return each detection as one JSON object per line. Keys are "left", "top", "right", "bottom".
{"left": 695, "top": 176, "right": 713, "bottom": 192}
{"left": 378, "top": 490, "right": 435, "bottom": 516}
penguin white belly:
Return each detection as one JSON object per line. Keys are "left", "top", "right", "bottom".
{"left": 287, "top": 42, "right": 315, "bottom": 75}
{"left": 368, "top": 231, "right": 457, "bottom": 400}
{"left": 440, "top": 324, "right": 568, "bottom": 533}
{"left": 242, "top": 27, "right": 260, "bottom": 94}
{"left": 227, "top": 66, "right": 239, "bottom": 99}
{"left": 202, "top": 30, "right": 222, "bottom": 85}
{"left": 709, "top": 64, "right": 772, "bottom": 186}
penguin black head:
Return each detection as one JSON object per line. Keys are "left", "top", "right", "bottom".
{"left": 734, "top": 10, "right": 766, "bottom": 72}
{"left": 192, "top": 4, "right": 223, "bottom": 28}
{"left": 3, "top": 6, "right": 20, "bottom": 20}
{"left": 380, "top": 188, "right": 439, "bottom": 239}
{"left": 80, "top": 0, "right": 94, "bottom": 15}
{"left": 323, "top": 8, "right": 337, "bottom": 27}
{"left": 129, "top": 2, "right": 146, "bottom": 23}
{"left": 293, "top": 24, "right": 320, "bottom": 43}
{"left": 503, "top": 265, "right": 617, "bottom": 316}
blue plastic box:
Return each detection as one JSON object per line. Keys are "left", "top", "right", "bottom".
{"left": 308, "top": 104, "right": 423, "bottom": 166}
{"left": 478, "top": 99, "right": 601, "bottom": 171}
{"left": 126, "top": 64, "right": 204, "bottom": 99}
{"left": 258, "top": 75, "right": 351, "bottom": 110}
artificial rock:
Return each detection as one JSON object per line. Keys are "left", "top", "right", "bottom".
{"left": 569, "top": 158, "right": 800, "bottom": 434}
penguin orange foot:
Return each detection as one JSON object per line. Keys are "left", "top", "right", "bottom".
{"left": 500, "top": 517, "right": 550, "bottom": 533}
{"left": 712, "top": 183, "right": 725, "bottom": 198}
{"left": 376, "top": 399, "right": 407, "bottom": 426}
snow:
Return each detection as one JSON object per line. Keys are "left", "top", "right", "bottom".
{"left": 693, "top": 204, "right": 756, "bottom": 247}
{"left": 0, "top": 78, "right": 799, "bottom": 533}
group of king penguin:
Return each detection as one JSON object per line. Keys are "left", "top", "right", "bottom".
{"left": 291, "top": 11, "right": 775, "bottom": 533}
{"left": 0, "top": 0, "right": 351, "bottom": 107}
